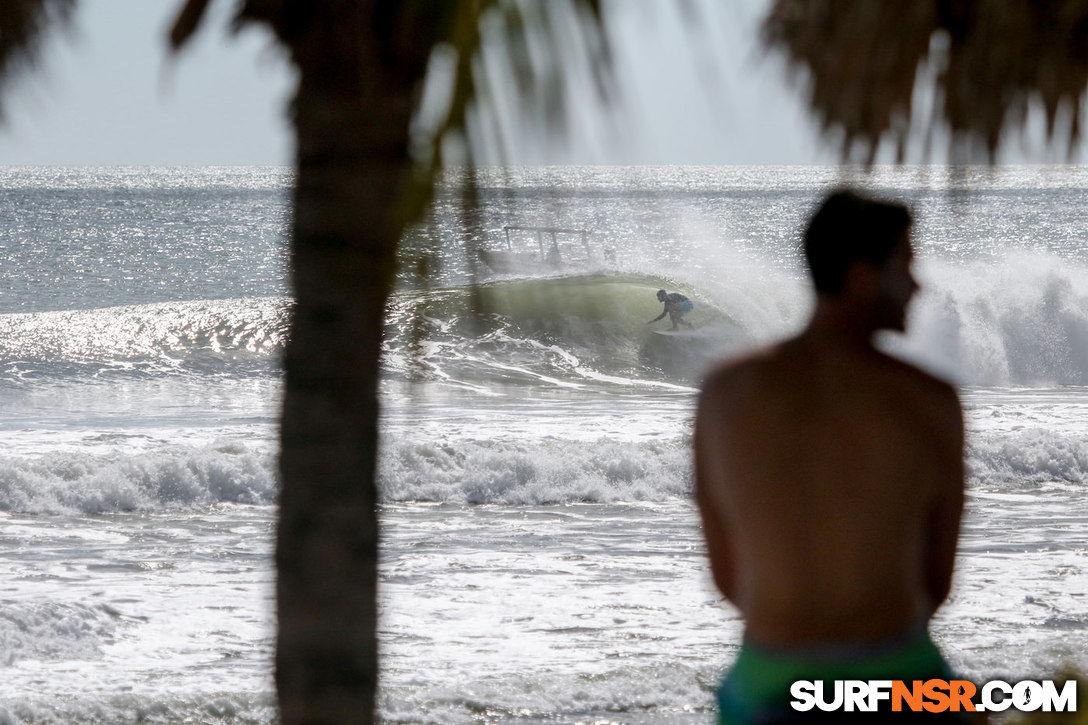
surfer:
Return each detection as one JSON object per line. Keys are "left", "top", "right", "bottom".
{"left": 647, "top": 289, "right": 694, "bottom": 331}
{"left": 695, "top": 189, "right": 967, "bottom": 723}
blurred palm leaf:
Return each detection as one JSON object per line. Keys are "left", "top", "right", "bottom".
{"left": 0, "top": 0, "right": 76, "bottom": 121}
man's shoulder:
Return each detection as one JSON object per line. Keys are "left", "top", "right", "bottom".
{"left": 704, "top": 344, "right": 775, "bottom": 380}
{"left": 878, "top": 351, "right": 961, "bottom": 407}
{"left": 700, "top": 342, "right": 962, "bottom": 422}
{"left": 699, "top": 344, "right": 793, "bottom": 407}
{"left": 874, "top": 352, "right": 964, "bottom": 441}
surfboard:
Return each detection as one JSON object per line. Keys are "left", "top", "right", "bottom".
{"left": 652, "top": 328, "right": 700, "bottom": 337}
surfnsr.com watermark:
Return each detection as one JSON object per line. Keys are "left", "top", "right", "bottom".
{"left": 790, "top": 679, "right": 1078, "bottom": 714}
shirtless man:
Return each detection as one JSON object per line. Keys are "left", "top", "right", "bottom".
{"left": 695, "top": 190, "right": 966, "bottom": 723}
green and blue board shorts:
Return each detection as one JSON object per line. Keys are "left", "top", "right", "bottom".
{"left": 717, "top": 625, "right": 960, "bottom": 724}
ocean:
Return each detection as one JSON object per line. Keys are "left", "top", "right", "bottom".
{"left": 0, "top": 165, "right": 1085, "bottom": 724}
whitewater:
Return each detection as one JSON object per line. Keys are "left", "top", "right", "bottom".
{"left": 0, "top": 165, "right": 1086, "bottom": 723}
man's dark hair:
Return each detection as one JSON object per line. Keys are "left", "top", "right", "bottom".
{"left": 803, "top": 189, "right": 912, "bottom": 296}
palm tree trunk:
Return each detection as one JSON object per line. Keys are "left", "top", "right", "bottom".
{"left": 274, "top": 7, "right": 427, "bottom": 721}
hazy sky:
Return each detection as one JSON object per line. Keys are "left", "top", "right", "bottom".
{"left": 0, "top": 1, "right": 845, "bottom": 166}
{"left": 0, "top": 1, "right": 294, "bottom": 165}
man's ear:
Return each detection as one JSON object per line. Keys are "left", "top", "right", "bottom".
{"left": 843, "top": 261, "right": 880, "bottom": 299}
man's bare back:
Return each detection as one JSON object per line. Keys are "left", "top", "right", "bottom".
{"left": 699, "top": 190, "right": 967, "bottom": 723}
{"left": 696, "top": 331, "right": 964, "bottom": 647}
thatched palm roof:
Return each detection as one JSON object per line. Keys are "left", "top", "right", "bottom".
{"left": 764, "top": 0, "right": 1088, "bottom": 162}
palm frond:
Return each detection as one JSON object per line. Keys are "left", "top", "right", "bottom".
{"left": 0, "top": 0, "right": 77, "bottom": 120}
{"left": 169, "top": 0, "right": 213, "bottom": 51}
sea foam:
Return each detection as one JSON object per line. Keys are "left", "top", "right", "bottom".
{"left": 0, "top": 443, "right": 275, "bottom": 515}
{"left": 0, "top": 601, "right": 117, "bottom": 668}
{"left": 3, "top": 426, "right": 1085, "bottom": 514}
{"left": 898, "top": 254, "right": 1088, "bottom": 386}
{"left": 968, "top": 428, "right": 1088, "bottom": 491}
{"left": 380, "top": 436, "right": 693, "bottom": 505}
